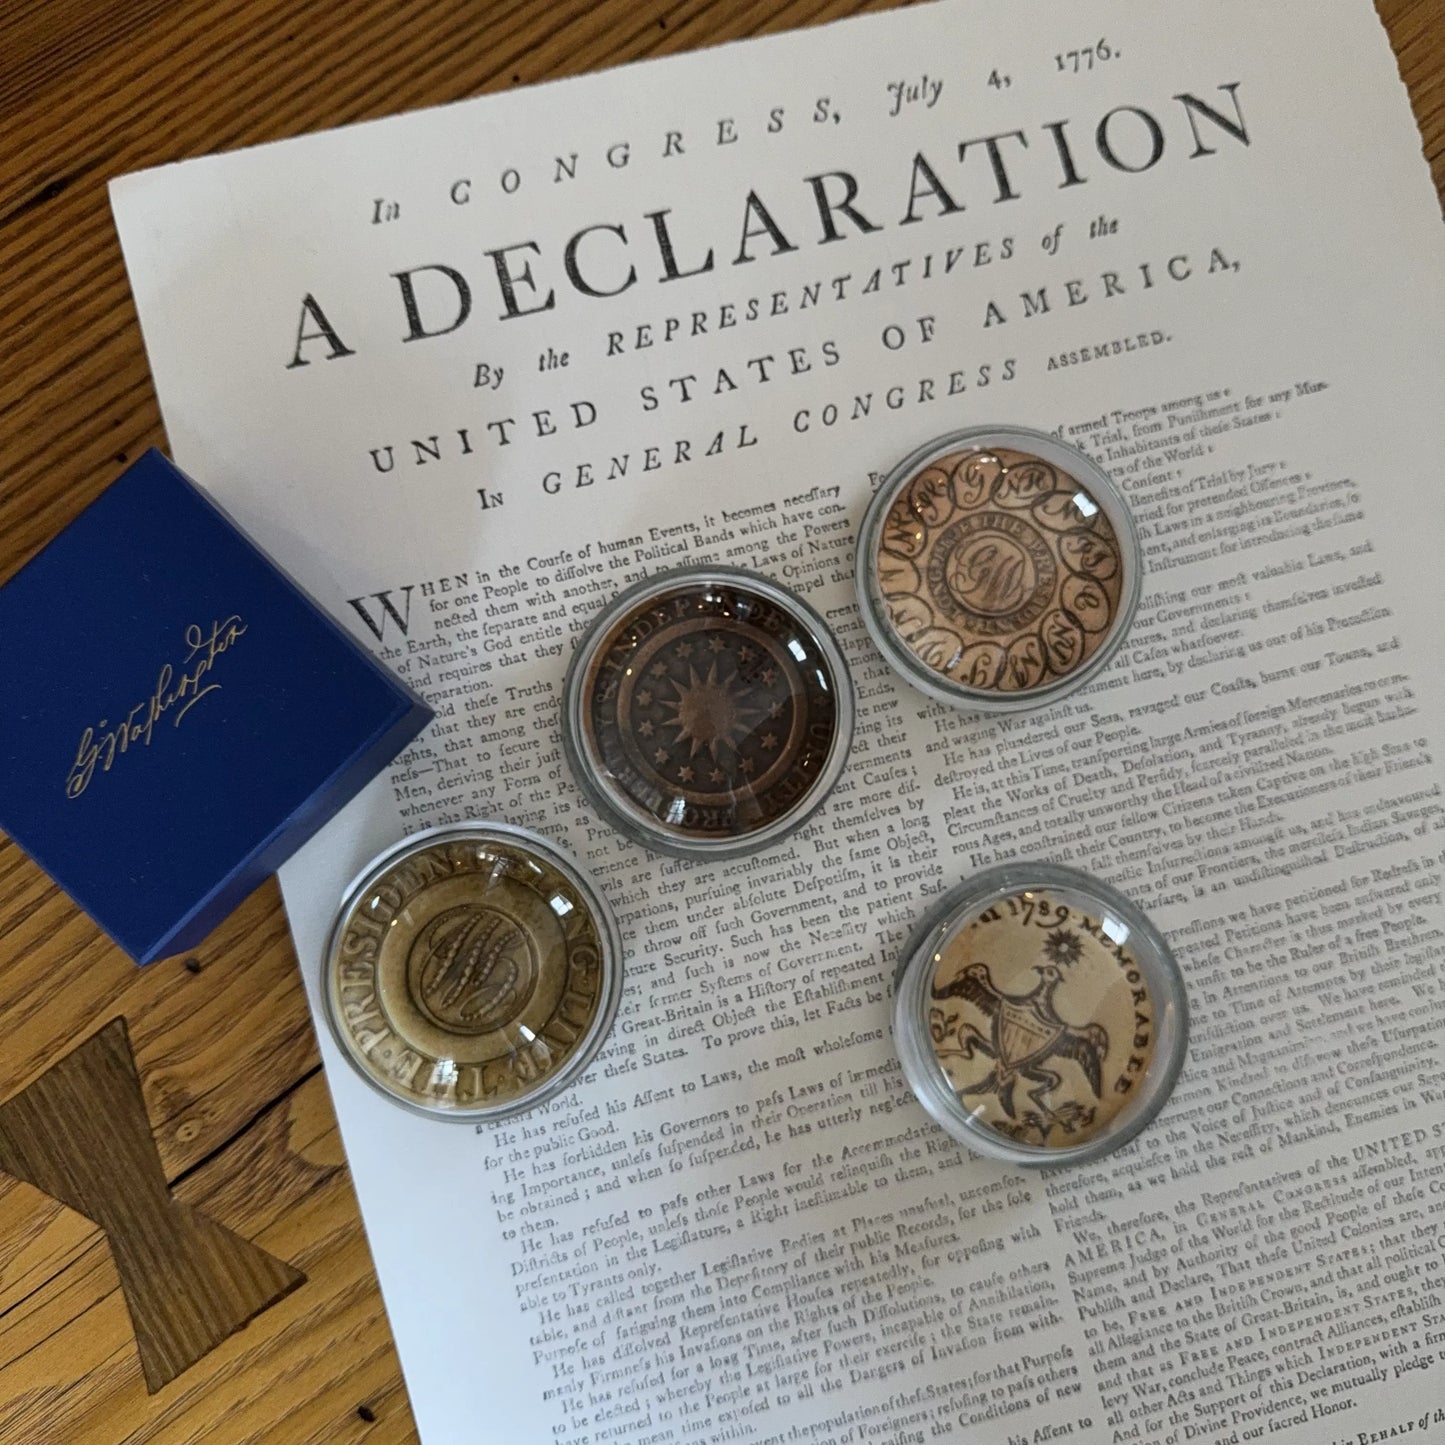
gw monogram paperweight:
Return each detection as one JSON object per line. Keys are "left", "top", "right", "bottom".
{"left": 893, "top": 862, "right": 1188, "bottom": 1167}
{"left": 856, "top": 425, "right": 1141, "bottom": 713}
{"left": 324, "top": 823, "right": 622, "bottom": 1122}
{"left": 563, "top": 565, "right": 854, "bottom": 858}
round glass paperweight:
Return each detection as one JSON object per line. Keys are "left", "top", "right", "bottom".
{"left": 323, "top": 823, "right": 622, "bottom": 1123}
{"left": 893, "top": 862, "right": 1188, "bottom": 1167}
{"left": 857, "top": 425, "right": 1141, "bottom": 712}
{"left": 562, "top": 566, "right": 854, "bottom": 858}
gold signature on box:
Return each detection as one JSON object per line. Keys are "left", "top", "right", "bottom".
{"left": 65, "top": 617, "right": 248, "bottom": 799}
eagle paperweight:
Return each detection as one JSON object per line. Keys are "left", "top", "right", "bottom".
{"left": 893, "top": 863, "right": 1187, "bottom": 1166}
{"left": 563, "top": 565, "right": 853, "bottom": 858}
{"left": 323, "top": 823, "right": 622, "bottom": 1122}
{"left": 856, "top": 426, "right": 1141, "bottom": 712}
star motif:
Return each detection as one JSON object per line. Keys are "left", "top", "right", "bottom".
{"left": 739, "top": 755, "right": 756, "bottom": 775}
{"left": 706, "top": 636, "right": 727, "bottom": 653}
{"left": 637, "top": 690, "right": 653, "bottom": 707}
{"left": 653, "top": 747, "right": 668, "bottom": 765}
{"left": 660, "top": 659, "right": 764, "bottom": 762}
{"left": 768, "top": 700, "right": 785, "bottom": 721}
{"left": 674, "top": 641, "right": 694, "bottom": 658}
{"left": 650, "top": 661, "right": 667, "bottom": 678}
{"left": 760, "top": 666, "right": 777, "bottom": 685}
{"left": 760, "top": 732, "right": 778, "bottom": 750}
{"left": 709, "top": 767, "right": 725, "bottom": 783}
{"left": 639, "top": 720, "right": 655, "bottom": 738}
{"left": 678, "top": 765, "right": 694, "bottom": 782}
{"left": 1043, "top": 928, "right": 1084, "bottom": 968}
{"left": 738, "top": 645, "right": 754, "bottom": 663}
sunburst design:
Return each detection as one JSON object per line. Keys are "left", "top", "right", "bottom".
{"left": 588, "top": 582, "right": 840, "bottom": 834}
{"left": 1043, "top": 927, "right": 1084, "bottom": 968}
{"left": 660, "top": 660, "right": 764, "bottom": 761}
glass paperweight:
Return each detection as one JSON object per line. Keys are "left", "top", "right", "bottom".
{"left": 857, "top": 425, "right": 1141, "bottom": 712}
{"left": 893, "top": 862, "right": 1187, "bottom": 1166}
{"left": 563, "top": 565, "right": 853, "bottom": 858}
{"left": 324, "top": 823, "right": 622, "bottom": 1122}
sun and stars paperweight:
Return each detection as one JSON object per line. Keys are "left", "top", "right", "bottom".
{"left": 562, "top": 565, "right": 854, "bottom": 858}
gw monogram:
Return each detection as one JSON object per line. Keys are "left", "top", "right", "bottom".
{"left": 879, "top": 447, "right": 1122, "bottom": 693}
{"left": 332, "top": 838, "right": 603, "bottom": 1111}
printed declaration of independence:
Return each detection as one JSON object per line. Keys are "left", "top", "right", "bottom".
{"left": 112, "top": 2, "right": 1445, "bottom": 1441}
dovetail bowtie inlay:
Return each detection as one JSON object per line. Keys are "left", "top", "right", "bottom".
{"left": 0, "top": 1018, "right": 304, "bottom": 1392}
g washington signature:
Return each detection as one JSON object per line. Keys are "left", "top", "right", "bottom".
{"left": 65, "top": 616, "right": 248, "bottom": 799}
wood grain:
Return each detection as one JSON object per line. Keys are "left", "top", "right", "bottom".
{"left": 0, "top": 1, "right": 1439, "bottom": 1440}
{"left": 0, "top": 1074, "right": 413, "bottom": 1444}
{"left": 0, "top": 1019, "right": 304, "bottom": 1393}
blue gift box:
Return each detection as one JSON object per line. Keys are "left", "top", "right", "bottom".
{"left": 0, "top": 450, "right": 433, "bottom": 965}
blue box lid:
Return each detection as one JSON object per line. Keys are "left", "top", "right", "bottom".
{"left": 0, "top": 450, "right": 433, "bottom": 964}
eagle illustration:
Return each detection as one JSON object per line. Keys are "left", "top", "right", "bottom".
{"left": 931, "top": 961, "right": 1108, "bottom": 1129}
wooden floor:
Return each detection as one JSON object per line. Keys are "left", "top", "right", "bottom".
{"left": 0, "top": 1, "right": 1440, "bottom": 1440}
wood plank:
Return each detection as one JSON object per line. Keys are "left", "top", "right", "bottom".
{"left": 0, "top": 1074, "right": 407, "bottom": 1444}
{"left": 1380, "top": 0, "right": 1445, "bottom": 191}
{"left": 0, "top": 880, "right": 318, "bottom": 1314}
{"left": 0, "top": 1019, "right": 304, "bottom": 1392}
